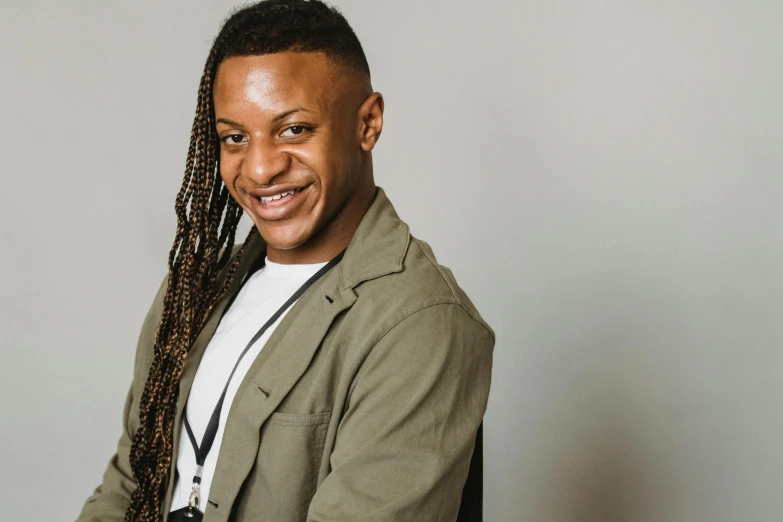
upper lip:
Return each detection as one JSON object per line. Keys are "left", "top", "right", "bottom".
{"left": 248, "top": 184, "right": 310, "bottom": 199}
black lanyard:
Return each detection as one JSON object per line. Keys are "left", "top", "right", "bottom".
{"left": 180, "top": 248, "right": 346, "bottom": 516}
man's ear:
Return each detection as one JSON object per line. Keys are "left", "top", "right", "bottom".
{"left": 358, "top": 92, "right": 384, "bottom": 152}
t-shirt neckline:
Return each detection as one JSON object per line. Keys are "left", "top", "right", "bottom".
{"left": 261, "top": 256, "right": 330, "bottom": 280}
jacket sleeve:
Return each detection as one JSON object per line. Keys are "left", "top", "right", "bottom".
{"left": 306, "top": 302, "right": 495, "bottom": 522}
{"left": 75, "top": 274, "right": 169, "bottom": 522}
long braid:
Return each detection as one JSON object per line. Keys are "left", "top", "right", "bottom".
{"left": 124, "top": 34, "right": 251, "bottom": 522}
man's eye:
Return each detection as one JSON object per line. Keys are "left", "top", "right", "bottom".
{"left": 221, "top": 134, "right": 245, "bottom": 144}
{"left": 282, "top": 125, "right": 309, "bottom": 137}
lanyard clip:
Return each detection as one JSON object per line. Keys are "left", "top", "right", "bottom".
{"left": 186, "top": 465, "right": 203, "bottom": 516}
{"left": 186, "top": 488, "right": 200, "bottom": 516}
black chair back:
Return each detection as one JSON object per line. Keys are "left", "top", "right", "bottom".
{"left": 456, "top": 422, "right": 483, "bottom": 521}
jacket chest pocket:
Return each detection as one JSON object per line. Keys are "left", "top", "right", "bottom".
{"left": 232, "top": 411, "right": 331, "bottom": 522}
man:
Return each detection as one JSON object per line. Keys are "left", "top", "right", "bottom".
{"left": 77, "top": 1, "right": 494, "bottom": 521}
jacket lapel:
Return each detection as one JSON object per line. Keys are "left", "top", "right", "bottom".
{"left": 206, "top": 269, "right": 357, "bottom": 521}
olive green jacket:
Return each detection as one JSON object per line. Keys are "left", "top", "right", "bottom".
{"left": 77, "top": 186, "right": 495, "bottom": 522}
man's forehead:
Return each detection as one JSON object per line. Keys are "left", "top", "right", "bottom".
{"left": 214, "top": 52, "right": 351, "bottom": 109}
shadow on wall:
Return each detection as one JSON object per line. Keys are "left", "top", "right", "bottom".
{"left": 517, "top": 321, "right": 708, "bottom": 522}
{"left": 456, "top": 87, "right": 722, "bottom": 520}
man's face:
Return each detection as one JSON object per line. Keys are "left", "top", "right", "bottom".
{"left": 213, "top": 51, "right": 376, "bottom": 261}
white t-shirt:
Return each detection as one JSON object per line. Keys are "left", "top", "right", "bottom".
{"left": 170, "top": 255, "right": 329, "bottom": 513}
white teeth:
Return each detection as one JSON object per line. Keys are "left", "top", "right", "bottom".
{"left": 259, "top": 189, "right": 298, "bottom": 204}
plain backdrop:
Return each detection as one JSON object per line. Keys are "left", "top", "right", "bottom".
{"left": 1, "top": 1, "right": 781, "bottom": 521}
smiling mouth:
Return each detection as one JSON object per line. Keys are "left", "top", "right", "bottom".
{"left": 257, "top": 187, "right": 305, "bottom": 205}
{"left": 247, "top": 184, "right": 311, "bottom": 221}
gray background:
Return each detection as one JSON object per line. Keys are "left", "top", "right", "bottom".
{"left": 1, "top": 1, "right": 781, "bottom": 520}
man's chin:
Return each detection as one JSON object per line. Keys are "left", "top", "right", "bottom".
{"left": 253, "top": 224, "right": 313, "bottom": 252}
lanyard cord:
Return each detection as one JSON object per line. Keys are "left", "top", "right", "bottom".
{"left": 181, "top": 248, "right": 346, "bottom": 510}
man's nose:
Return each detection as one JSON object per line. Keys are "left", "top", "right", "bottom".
{"left": 243, "top": 138, "right": 290, "bottom": 183}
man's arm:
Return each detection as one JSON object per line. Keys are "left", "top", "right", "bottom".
{"left": 307, "top": 302, "right": 495, "bottom": 521}
{"left": 76, "top": 274, "right": 169, "bottom": 521}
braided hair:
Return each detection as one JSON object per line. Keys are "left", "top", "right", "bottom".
{"left": 124, "top": 1, "right": 370, "bottom": 520}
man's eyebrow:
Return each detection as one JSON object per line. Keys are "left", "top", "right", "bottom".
{"left": 271, "top": 107, "right": 314, "bottom": 123}
{"left": 215, "top": 107, "right": 314, "bottom": 127}
{"left": 216, "top": 117, "right": 244, "bottom": 127}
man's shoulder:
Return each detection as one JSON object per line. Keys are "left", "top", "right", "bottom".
{"left": 355, "top": 232, "right": 495, "bottom": 343}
